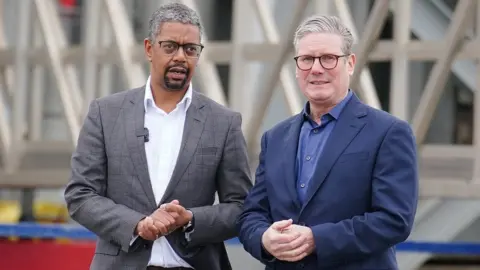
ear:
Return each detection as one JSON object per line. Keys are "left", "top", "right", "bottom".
{"left": 144, "top": 38, "right": 153, "bottom": 62}
{"left": 347, "top": 53, "right": 356, "bottom": 76}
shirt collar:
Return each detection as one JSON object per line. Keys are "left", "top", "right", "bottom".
{"left": 144, "top": 75, "right": 193, "bottom": 112}
{"left": 303, "top": 89, "right": 353, "bottom": 120}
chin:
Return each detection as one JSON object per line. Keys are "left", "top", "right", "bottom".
{"left": 306, "top": 88, "right": 334, "bottom": 101}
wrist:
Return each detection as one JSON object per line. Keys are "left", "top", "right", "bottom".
{"left": 183, "top": 210, "right": 194, "bottom": 232}
{"left": 134, "top": 217, "right": 146, "bottom": 235}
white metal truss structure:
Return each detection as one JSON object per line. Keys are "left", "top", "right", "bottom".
{"left": 0, "top": 0, "right": 480, "bottom": 268}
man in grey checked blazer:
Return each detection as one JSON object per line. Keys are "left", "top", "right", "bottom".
{"left": 64, "top": 3, "right": 252, "bottom": 270}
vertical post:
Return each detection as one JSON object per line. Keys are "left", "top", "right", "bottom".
{"left": 99, "top": 16, "right": 113, "bottom": 97}
{"left": 30, "top": 23, "right": 45, "bottom": 141}
{"left": 82, "top": 0, "right": 102, "bottom": 115}
{"left": 10, "top": 0, "right": 33, "bottom": 173}
{"left": 15, "top": 0, "right": 34, "bottom": 222}
{"left": 472, "top": 1, "right": 480, "bottom": 183}
{"left": 229, "top": 0, "right": 250, "bottom": 114}
{"left": 390, "top": 0, "right": 412, "bottom": 120}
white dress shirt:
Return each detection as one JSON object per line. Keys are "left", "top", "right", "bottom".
{"left": 143, "top": 76, "right": 193, "bottom": 268}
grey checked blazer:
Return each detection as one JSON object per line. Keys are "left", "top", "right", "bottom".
{"left": 64, "top": 86, "right": 253, "bottom": 270}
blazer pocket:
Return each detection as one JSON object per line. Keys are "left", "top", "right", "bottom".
{"left": 95, "top": 241, "right": 121, "bottom": 256}
{"left": 337, "top": 151, "right": 369, "bottom": 163}
{"left": 196, "top": 147, "right": 218, "bottom": 156}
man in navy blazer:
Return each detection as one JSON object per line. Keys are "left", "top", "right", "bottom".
{"left": 236, "top": 14, "right": 418, "bottom": 270}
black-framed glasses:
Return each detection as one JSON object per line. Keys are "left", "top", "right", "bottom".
{"left": 158, "top": 40, "right": 204, "bottom": 58}
{"left": 294, "top": 54, "right": 349, "bottom": 71}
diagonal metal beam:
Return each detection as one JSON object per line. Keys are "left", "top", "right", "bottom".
{"left": 348, "top": 0, "right": 389, "bottom": 92}
{"left": 244, "top": 0, "right": 310, "bottom": 151}
{"left": 411, "top": 0, "right": 475, "bottom": 146}
{"left": 103, "top": 0, "right": 146, "bottom": 89}
{"left": 177, "top": 0, "right": 227, "bottom": 106}
{"left": 252, "top": 0, "right": 303, "bottom": 115}
{"left": 333, "top": 0, "right": 381, "bottom": 109}
{"left": 34, "top": 0, "right": 82, "bottom": 144}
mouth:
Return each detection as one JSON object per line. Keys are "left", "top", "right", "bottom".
{"left": 309, "top": 81, "right": 328, "bottom": 85}
{"left": 166, "top": 67, "right": 188, "bottom": 80}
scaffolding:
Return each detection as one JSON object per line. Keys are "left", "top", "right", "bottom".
{"left": 0, "top": 0, "right": 479, "bottom": 269}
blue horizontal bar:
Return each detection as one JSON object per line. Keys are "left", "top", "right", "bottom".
{"left": 1, "top": 223, "right": 480, "bottom": 254}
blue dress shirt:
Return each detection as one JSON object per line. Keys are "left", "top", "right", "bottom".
{"left": 295, "top": 90, "right": 353, "bottom": 204}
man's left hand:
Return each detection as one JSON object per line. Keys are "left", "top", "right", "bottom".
{"left": 160, "top": 200, "right": 193, "bottom": 230}
{"left": 276, "top": 224, "right": 315, "bottom": 262}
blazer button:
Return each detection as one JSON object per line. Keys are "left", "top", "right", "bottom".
{"left": 299, "top": 222, "right": 306, "bottom": 226}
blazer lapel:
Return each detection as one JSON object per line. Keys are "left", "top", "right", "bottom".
{"left": 281, "top": 114, "right": 304, "bottom": 210}
{"left": 160, "top": 92, "right": 207, "bottom": 204}
{"left": 301, "top": 95, "right": 367, "bottom": 209}
{"left": 125, "top": 87, "right": 157, "bottom": 208}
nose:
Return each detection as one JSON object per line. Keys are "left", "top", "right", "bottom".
{"left": 310, "top": 58, "right": 325, "bottom": 74}
{"left": 172, "top": 46, "right": 187, "bottom": 62}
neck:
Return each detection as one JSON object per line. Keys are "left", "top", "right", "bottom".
{"left": 151, "top": 83, "right": 188, "bottom": 113}
{"left": 309, "top": 90, "right": 348, "bottom": 123}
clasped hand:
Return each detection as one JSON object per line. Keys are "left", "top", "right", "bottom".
{"left": 135, "top": 200, "right": 193, "bottom": 241}
{"left": 261, "top": 219, "right": 315, "bottom": 262}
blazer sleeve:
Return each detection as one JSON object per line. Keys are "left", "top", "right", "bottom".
{"left": 186, "top": 112, "right": 253, "bottom": 247}
{"left": 311, "top": 120, "right": 418, "bottom": 263}
{"left": 64, "top": 100, "right": 146, "bottom": 253}
{"left": 236, "top": 132, "right": 275, "bottom": 265}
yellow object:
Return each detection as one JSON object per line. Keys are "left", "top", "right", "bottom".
{"left": 0, "top": 200, "right": 69, "bottom": 224}
{"left": 0, "top": 200, "right": 20, "bottom": 223}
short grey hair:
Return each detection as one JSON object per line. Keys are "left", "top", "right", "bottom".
{"left": 148, "top": 2, "right": 203, "bottom": 42}
{"left": 293, "top": 15, "right": 354, "bottom": 54}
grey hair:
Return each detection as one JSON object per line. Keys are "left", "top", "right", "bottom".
{"left": 293, "top": 15, "right": 354, "bottom": 54}
{"left": 148, "top": 2, "right": 203, "bottom": 42}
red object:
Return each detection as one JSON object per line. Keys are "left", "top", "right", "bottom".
{"left": 60, "top": 0, "right": 76, "bottom": 7}
{"left": 0, "top": 239, "right": 95, "bottom": 270}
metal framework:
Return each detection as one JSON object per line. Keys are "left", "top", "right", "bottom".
{"left": 0, "top": 0, "right": 479, "bottom": 268}
{"left": 0, "top": 0, "right": 480, "bottom": 197}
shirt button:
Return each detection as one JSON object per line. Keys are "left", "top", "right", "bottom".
{"left": 300, "top": 183, "right": 305, "bottom": 188}
{"left": 313, "top": 129, "right": 318, "bottom": 133}
{"left": 306, "top": 156, "right": 311, "bottom": 161}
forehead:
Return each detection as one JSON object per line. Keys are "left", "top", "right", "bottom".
{"left": 157, "top": 22, "right": 200, "bottom": 43}
{"left": 297, "top": 33, "right": 343, "bottom": 55}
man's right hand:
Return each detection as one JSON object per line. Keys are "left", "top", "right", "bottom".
{"left": 261, "top": 219, "right": 302, "bottom": 260}
{"left": 135, "top": 209, "right": 176, "bottom": 241}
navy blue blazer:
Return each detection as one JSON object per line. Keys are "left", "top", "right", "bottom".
{"left": 236, "top": 94, "right": 418, "bottom": 270}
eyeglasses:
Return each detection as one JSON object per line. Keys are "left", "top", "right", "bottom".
{"left": 158, "top": 40, "right": 204, "bottom": 58}
{"left": 294, "top": 54, "right": 349, "bottom": 71}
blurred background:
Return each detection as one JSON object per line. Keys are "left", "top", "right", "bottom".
{"left": 0, "top": 0, "right": 479, "bottom": 269}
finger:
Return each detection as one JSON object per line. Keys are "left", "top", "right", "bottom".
{"left": 276, "top": 242, "right": 310, "bottom": 259}
{"left": 278, "top": 247, "right": 310, "bottom": 262}
{"left": 170, "top": 199, "right": 180, "bottom": 205}
{"left": 153, "top": 220, "right": 169, "bottom": 235}
{"left": 162, "top": 212, "right": 176, "bottom": 224}
{"left": 271, "top": 219, "right": 293, "bottom": 231}
{"left": 270, "top": 230, "right": 301, "bottom": 245}
{"left": 279, "top": 232, "right": 306, "bottom": 251}
{"left": 146, "top": 219, "right": 160, "bottom": 236}
{"left": 163, "top": 203, "right": 183, "bottom": 213}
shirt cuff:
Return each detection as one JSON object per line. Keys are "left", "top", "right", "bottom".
{"left": 130, "top": 234, "right": 139, "bottom": 246}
